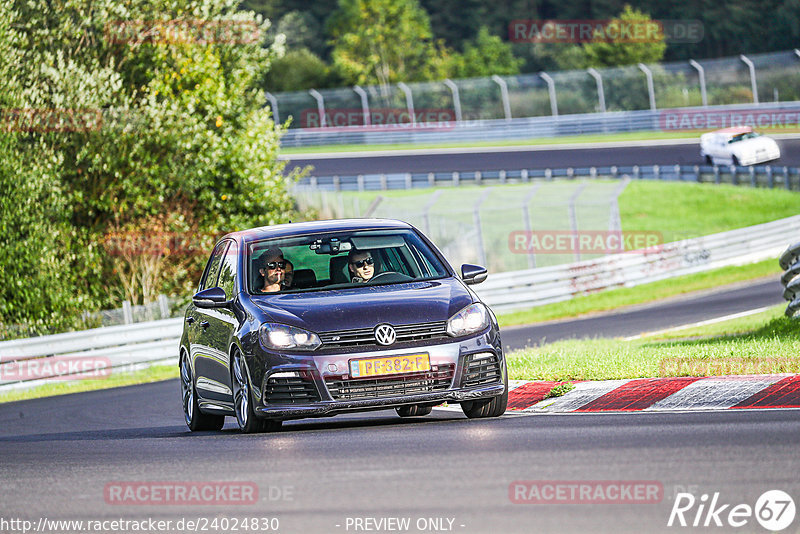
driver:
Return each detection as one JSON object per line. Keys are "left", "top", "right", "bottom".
{"left": 258, "top": 247, "right": 286, "bottom": 292}
{"left": 348, "top": 250, "right": 375, "bottom": 283}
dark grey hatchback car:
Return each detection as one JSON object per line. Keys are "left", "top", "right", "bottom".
{"left": 179, "top": 219, "right": 507, "bottom": 433}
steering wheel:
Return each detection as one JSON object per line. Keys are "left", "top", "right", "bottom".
{"left": 368, "top": 271, "right": 413, "bottom": 283}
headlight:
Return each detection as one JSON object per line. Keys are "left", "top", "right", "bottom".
{"left": 446, "top": 303, "right": 490, "bottom": 337}
{"left": 259, "top": 323, "right": 321, "bottom": 351}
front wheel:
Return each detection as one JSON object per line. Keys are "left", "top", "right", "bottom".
{"left": 232, "top": 350, "right": 281, "bottom": 434}
{"left": 180, "top": 353, "right": 224, "bottom": 431}
{"left": 732, "top": 155, "right": 740, "bottom": 166}
{"left": 704, "top": 155, "right": 712, "bottom": 165}
{"left": 461, "top": 374, "right": 508, "bottom": 419}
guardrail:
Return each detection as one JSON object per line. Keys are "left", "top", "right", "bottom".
{"left": 475, "top": 215, "right": 800, "bottom": 312}
{"left": 297, "top": 162, "right": 800, "bottom": 192}
{"left": 0, "top": 318, "right": 181, "bottom": 391}
{"left": 780, "top": 241, "right": 800, "bottom": 317}
{"left": 281, "top": 101, "right": 800, "bottom": 147}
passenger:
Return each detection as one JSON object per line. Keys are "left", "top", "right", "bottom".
{"left": 281, "top": 259, "right": 295, "bottom": 290}
{"left": 258, "top": 248, "right": 286, "bottom": 293}
{"left": 348, "top": 250, "right": 375, "bottom": 283}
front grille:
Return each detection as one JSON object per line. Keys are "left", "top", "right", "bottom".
{"left": 461, "top": 353, "right": 501, "bottom": 388}
{"left": 264, "top": 375, "right": 321, "bottom": 404}
{"left": 325, "top": 364, "right": 455, "bottom": 400}
{"left": 318, "top": 321, "right": 448, "bottom": 348}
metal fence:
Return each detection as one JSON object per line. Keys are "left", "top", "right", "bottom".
{"left": 272, "top": 49, "right": 800, "bottom": 146}
{"left": 780, "top": 241, "right": 800, "bottom": 317}
{"left": 295, "top": 180, "right": 629, "bottom": 273}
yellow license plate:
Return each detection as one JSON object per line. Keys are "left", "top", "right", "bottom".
{"left": 349, "top": 354, "right": 431, "bottom": 378}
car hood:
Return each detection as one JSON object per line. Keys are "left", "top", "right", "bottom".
{"left": 250, "top": 278, "right": 474, "bottom": 332}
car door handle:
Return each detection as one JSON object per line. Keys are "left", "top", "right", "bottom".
{"left": 185, "top": 317, "right": 195, "bottom": 325}
{"left": 199, "top": 320, "right": 210, "bottom": 329}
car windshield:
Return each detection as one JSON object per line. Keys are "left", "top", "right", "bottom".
{"left": 247, "top": 229, "right": 449, "bottom": 294}
{"left": 728, "top": 131, "right": 761, "bottom": 143}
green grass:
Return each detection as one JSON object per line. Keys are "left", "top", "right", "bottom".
{"left": 281, "top": 128, "right": 800, "bottom": 155}
{"left": 281, "top": 131, "right": 699, "bottom": 154}
{"left": 497, "top": 259, "right": 782, "bottom": 327}
{"left": 506, "top": 307, "right": 800, "bottom": 381}
{"left": 0, "top": 363, "right": 178, "bottom": 404}
{"left": 618, "top": 181, "right": 800, "bottom": 243}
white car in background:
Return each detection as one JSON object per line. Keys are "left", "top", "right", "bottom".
{"left": 700, "top": 126, "right": 780, "bottom": 166}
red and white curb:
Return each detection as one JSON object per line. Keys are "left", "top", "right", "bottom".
{"left": 505, "top": 374, "right": 800, "bottom": 413}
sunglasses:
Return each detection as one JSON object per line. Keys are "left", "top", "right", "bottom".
{"left": 265, "top": 261, "right": 286, "bottom": 270}
{"left": 350, "top": 257, "right": 374, "bottom": 268}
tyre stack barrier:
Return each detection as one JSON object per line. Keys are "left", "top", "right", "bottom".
{"left": 780, "top": 241, "right": 800, "bottom": 317}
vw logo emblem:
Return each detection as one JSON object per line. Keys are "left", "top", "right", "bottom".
{"left": 374, "top": 324, "right": 396, "bottom": 346}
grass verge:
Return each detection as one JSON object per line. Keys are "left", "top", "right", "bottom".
{"left": 0, "top": 363, "right": 178, "bottom": 404}
{"left": 281, "top": 131, "right": 700, "bottom": 155}
{"left": 506, "top": 305, "right": 799, "bottom": 381}
{"left": 281, "top": 129, "right": 800, "bottom": 155}
{"left": 497, "top": 259, "right": 781, "bottom": 327}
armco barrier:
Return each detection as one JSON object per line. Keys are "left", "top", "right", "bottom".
{"left": 780, "top": 241, "right": 800, "bottom": 317}
{"left": 0, "top": 318, "right": 181, "bottom": 390}
{"left": 298, "top": 163, "right": 800, "bottom": 192}
{"left": 474, "top": 215, "right": 800, "bottom": 312}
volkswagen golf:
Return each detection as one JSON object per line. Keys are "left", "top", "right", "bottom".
{"left": 179, "top": 219, "right": 507, "bottom": 433}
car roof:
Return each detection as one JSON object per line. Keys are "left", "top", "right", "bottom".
{"left": 222, "top": 218, "right": 415, "bottom": 244}
{"left": 712, "top": 126, "right": 753, "bottom": 135}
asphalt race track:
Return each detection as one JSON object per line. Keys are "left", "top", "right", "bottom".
{"left": 501, "top": 277, "right": 784, "bottom": 352}
{"left": 282, "top": 138, "right": 800, "bottom": 176}
{"left": 1, "top": 279, "right": 797, "bottom": 534}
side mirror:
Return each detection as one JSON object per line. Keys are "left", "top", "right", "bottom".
{"left": 461, "top": 264, "right": 488, "bottom": 285}
{"left": 193, "top": 287, "right": 228, "bottom": 308}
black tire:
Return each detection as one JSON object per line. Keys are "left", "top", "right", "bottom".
{"left": 396, "top": 404, "right": 434, "bottom": 417}
{"left": 461, "top": 373, "right": 509, "bottom": 419}
{"left": 180, "top": 352, "right": 225, "bottom": 432}
{"left": 704, "top": 155, "right": 712, "bottom": 165}
{"left": 232, "top": 350, "right": 282, "bottom": 434}
{"left": 732, "top": 155, "right": 740, "bottom": 166}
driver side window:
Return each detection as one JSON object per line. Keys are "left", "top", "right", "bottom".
{"left": 199, "top": 241, "right": 230, "bottom": 291}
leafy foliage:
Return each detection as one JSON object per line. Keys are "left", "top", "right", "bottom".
{"left": 448, "top": 27, "right": 523, "bottom": 78}
{"left": 327, "top": 0, "right": 446, "bottom": 87}
{"left": 582, "top": 5, "right": 667, "bottom": 67}
{"left": 0, "top": 0, "right": 300, "bottom": 334}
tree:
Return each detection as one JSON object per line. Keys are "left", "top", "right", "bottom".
{"left": 582, "top": 5, "right": 667, "bottom": 67}
{"left": 449, "top": 27, "right": 523, "bottom": 78}
{"left": 327, "top": 0, "right": 443, "bottom": 87}
{"left": 0, "top": 0, "right": 301, "bottom": 334}
{"left": 265, "top": 48, "right": 337, "bottom": 91}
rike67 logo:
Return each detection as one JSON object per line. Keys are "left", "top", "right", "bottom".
{"left": 668, "top": 490, "right": 796, "bottom": 531}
